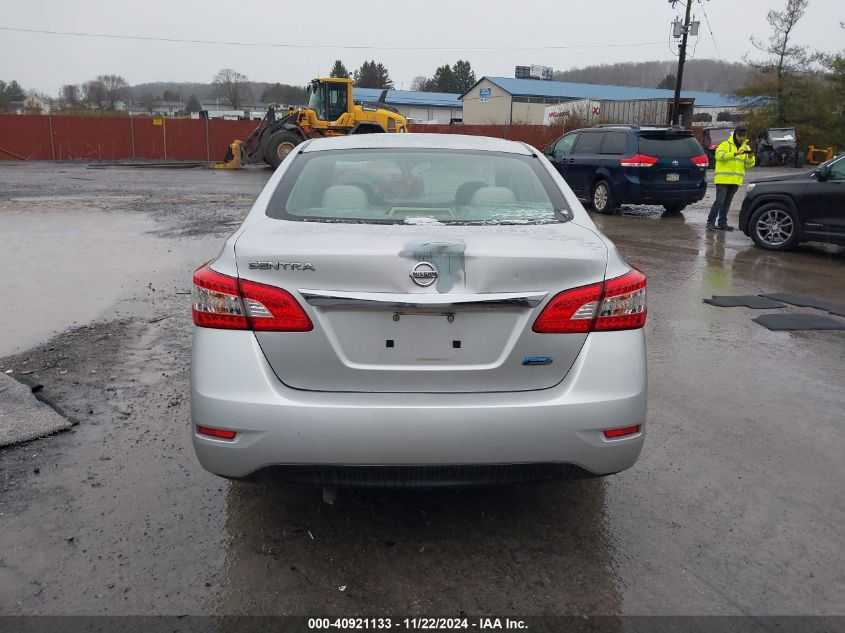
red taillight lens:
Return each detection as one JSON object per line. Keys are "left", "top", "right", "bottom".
{"left": 240, "top": 279, "right": 313, "bottom": 332}
{"left": 603, "top": 425, "right": 641, "bottom": 439}
{"left": 197, "top": 425, "right": 237, "bottom": 440}
{"left": 594, "top": 268, "right": 647, "bottom": 331}
{"left": 191, "top": 263, "right": 312, "bottom": 332}
{"left": 192, "top": 264, "right": 249, "bottom": 329}
{"left": 532, "top": 283, "right": 603, "bottom": 333}
{"left": 532, "top": 269, "right": 647, "bottom": 334}
{"left": 691, "top": 154, "right": 709, "bottom": 167}
{"left": 619, "top": 153, "right": 658, "bottom": 167}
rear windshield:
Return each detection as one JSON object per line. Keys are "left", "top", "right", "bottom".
{"left": 637, "top": 134, "right": 703, "bottom": 158}
{"left": 266, "top": 149, "right": 570, "bottom": 225}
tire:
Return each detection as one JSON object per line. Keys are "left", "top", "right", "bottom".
{"left": 591, "top": 180, "right": 615, "bottom": 214}
{"left": 265, "top": 131, "right": 302, "bottom": 169}
{"left": 795, "top": 151, "right": 806, "bottom": 167}
{"left": 663, "top": 204, "right": 686, "bottom": 213}
{"left": 749, "top": 202, "right": 800, "bottom": 251}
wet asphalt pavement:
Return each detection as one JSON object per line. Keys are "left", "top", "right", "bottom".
{"left": 0, "top": 162, "right": 843, "bottom": 617}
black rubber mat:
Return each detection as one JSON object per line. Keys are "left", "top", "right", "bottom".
{"left": 752, "top": 313, "right": 845, "bottom": 331}
{"left": 703, "top": 295, "right": 785, "bottom": 309}
{"left": 760, "top": 293, "right": 845, "bottom": 317}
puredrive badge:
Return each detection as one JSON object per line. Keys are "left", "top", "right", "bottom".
{"left": 409, "top": 261, "right": 438, "bottom": 287}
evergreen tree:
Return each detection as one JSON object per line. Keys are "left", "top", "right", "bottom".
{"left": 452, "top": 60, "right": 477, "bottom": 93}
{"left": 0, "top": 79, "right": 25, "bottom": 110}
{"left": 657, "top": 73, "right": 676, "bottom": 89}
{"left": 431, "top": 65, "right": 457, "bottom": 93}
{"left": 330, "top": 60, "right": 350, "bottom": 78}
{"left": 354, "top": 61, "right": 393, "bottom": 89}
{"left": 186, "top": 94, "right": 202, "bottom": 113}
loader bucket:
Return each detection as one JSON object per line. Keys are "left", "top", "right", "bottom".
{"left": 210, "top": 140, "right": 245, "bottom": 169}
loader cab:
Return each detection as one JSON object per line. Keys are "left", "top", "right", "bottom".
{"left": 307, "top": 78, "right": 353, "bottom": 122}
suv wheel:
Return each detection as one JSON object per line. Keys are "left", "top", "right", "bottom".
{"left": 749, "top": 203, "right": 800, "bottom": 251}
{"left": 663, "top": 204, "right": 686, "bottom": 213}
{"left": 591, "top": 180, "right": 615, "bottom": 214}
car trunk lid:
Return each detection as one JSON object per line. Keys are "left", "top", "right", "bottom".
{"left": 233, "top": 219, "right": 608, "bottom": 393}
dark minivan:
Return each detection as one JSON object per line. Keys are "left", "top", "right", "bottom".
{"left": 544, "top": 125, "right": 709, "bottom": 213}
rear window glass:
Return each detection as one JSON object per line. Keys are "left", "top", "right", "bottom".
{"left": 267, "top": 149, "right": 570, "bottom": 225}
{"left": 637, "top": 134, "right": 703, "bottom": 158}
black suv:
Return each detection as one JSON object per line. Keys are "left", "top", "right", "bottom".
{"left": 544, "top": 125, "right": 708, "bottom": 213}
{"left": 739, "top": 154, "right": 845, "bottom": 251}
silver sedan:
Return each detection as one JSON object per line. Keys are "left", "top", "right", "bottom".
{"left": 190, "top": 133, "right": 647, "bottom": 486}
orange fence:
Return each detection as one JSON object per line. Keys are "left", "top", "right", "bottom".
{"left": 0, "top": 115, "right": 577, "bottom": 162}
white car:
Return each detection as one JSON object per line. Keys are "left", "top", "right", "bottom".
{"left": 190, "top": 133, "right": 647, "bottom": 487}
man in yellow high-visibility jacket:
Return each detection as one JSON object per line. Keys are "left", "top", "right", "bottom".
{"left": 707, "top": 126, "right": 756, "bottom": 231}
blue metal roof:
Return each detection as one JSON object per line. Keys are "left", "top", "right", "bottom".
{"left": 470, "top": 76, "right": 752, "bottom": 108}
{"left": 353, "top": 88, "right": 462, "bottom": 108}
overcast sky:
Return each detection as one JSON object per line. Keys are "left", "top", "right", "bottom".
{"left": 1, "top": 0, "right": 843, "bottom": 96}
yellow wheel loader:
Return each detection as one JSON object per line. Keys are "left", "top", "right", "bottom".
{"left": 211, "top": 77, "right": 408, "bottom": 169}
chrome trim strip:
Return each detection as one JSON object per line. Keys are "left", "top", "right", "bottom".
{"left": 298, "top": 289, "right": 548, "bottom": 310}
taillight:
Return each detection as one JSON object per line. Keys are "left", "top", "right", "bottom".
{"left": 619, "top": 154, "right": 658, "bottom": 167}
{"left": 192, "top": 264, "right": 312, "bottom": 332}
{"left": 532, "top": 283, "right": 603, "bottom": 333}
{"left": 594, "top": 269, "right": 647, "bottom": 331}
{"left": 240, "top": 279, "right": 313, "bottom": 332}
{"left": 691, "top": 154, "right": 709, "bottom": 167}
{"left": 192, "top": 265, "right": 249, "bottom": 329}
{"left": 532, "top": 269, "right": 647, "bottom": 334}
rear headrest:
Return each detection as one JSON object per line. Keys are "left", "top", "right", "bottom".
{"left": 468, "top": 186, "right": 516, "bottom": 206}
{"left": 321, "top": 185, "right": 369, "bottom": 208}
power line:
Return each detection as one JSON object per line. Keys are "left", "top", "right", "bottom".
{"left": 0, "top": 25, "right": 667, "bottom": 52}
{"left": 698, "top": 0, "right": 724, "bottom": 61}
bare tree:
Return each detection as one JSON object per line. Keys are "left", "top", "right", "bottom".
{"left": 82, "top": 80, "right": 106, "bottom": 108}
{"left": 97, "top": 74, "right": 128, "bottom": 109}
{"left": 410, "top": 76, "right": 430, "bottom": 92}
{"left": 747, "top": 0, "right": 819, "bottom": 123}
{"left": 61, "top": 84, "right": 81, "bottom": 108}
{"left": 213, "top": 68, "right": 250, "bottom": 110}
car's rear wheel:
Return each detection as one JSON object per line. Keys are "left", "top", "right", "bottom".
{"left": 591, "top": 180, "right": 615, "bottom": 214}
{"left": 663, "top": 204, "right": 686, "bottom": 213}
{"left": 750, "top": 203, "right": 800, "bottom": 251}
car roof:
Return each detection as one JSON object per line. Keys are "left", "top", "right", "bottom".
{"left": 301, "top": 133, "right": 534, "bottom": 155}
{"left": 575, "top": 124, "right": 688, "bottom": 133}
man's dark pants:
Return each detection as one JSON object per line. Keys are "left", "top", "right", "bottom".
{"left": 707, "top": 183, "right": 739, "bottom": 226}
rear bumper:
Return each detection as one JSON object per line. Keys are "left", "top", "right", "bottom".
{"left": 190, "top": 328, "right": 647, "bottom": 483}
{"left": 614, "top": 174, "right": 706, "bottom": 205}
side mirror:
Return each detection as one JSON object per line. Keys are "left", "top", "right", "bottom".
{"left": 814, "top": 167, "right": 829, "bottom": 181}
{"left": 543, "top": 146, "right": 553, "bottom": 156}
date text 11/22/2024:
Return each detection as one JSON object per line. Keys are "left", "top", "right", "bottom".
{"left": 308, "top": 617, "right": 528, "bottom": 630}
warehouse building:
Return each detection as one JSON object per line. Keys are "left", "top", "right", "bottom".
{"left": 460, "top": 77, "right": 755, "bottom": 127}
{"left": 353, "top": 88, "right": 462, "bottom": 124}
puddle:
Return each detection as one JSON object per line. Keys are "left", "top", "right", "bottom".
{"left": 0, "top": 200, "right": 175, "bottom": 357}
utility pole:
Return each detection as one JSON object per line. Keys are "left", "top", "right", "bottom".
{"left": 671, "top": 0, "right": 693, "bottom": 126}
